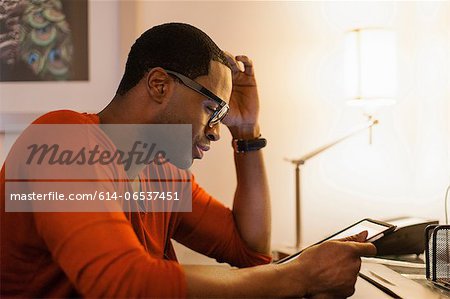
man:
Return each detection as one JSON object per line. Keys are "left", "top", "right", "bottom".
{"left": 1, "top": 23, "right": 375, "bottom": 298}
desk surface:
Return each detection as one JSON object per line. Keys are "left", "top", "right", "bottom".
{"left": 272, "top": 248, "right": 449, "bottom": 298}
{"left": 353, "top": 256, "right": 450, "bottom": 298}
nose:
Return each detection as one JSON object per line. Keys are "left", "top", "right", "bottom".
{"left": 205, "top": 123, "right": 221, "bottom": 142}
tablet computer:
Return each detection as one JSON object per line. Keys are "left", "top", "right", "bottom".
{"left": 276, "top": 218, "right": 396, "bottom": 264}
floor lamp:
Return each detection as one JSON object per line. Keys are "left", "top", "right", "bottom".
{"left": 287, "top": 118, "right": 378, "bottom": 250}
{"left": 280, "top": 28, "right": 396, "bottom": 252}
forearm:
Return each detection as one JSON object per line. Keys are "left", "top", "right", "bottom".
{"left": 229, "top": 125, "right": 271, "bottom": 254}
{"left": 183, "top": 263, "right": 305, "bottom": 298}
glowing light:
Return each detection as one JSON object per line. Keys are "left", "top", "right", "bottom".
{"left": 344, "top": 29, "right": 397, "bottom": 108}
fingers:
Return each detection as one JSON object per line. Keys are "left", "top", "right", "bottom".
{"left": 223, "top": 51, "right": 254, "bottom": 76}
{"left": 223, "top": 51, "right": 240, "bottom": 74}
{"left": 338, "top": 231, "right": 377, "bottom": 256}
{"left": 236, "top": 55, "right": 254, "bottom": 76}
{"left": 339, "top": 230, "right": 368, "bottom": 242}
{"left": 349, "top": 241, "right": 377, "bottom": 257}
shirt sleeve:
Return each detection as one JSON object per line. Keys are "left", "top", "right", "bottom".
{"left": 172, "top": 177, "right": 272, "bottom": 267}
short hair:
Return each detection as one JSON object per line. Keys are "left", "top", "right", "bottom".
{"left": 116, "top": 23, "right": 231, "bottom": 95}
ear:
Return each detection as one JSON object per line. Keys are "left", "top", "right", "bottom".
{"left": 146, "top": 67, "right": 173, "bottom": 104}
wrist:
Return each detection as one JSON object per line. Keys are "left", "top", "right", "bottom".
{"left": 273, "top": 263, "right": 309, "bottom": 297}
{"left": 241, "top": 263, "right": 300, "bottom": 298}
{"left": 228, "top": 124, "right": 260, "bottom": 139}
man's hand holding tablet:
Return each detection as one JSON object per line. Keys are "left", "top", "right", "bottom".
{"left": 274, "top": 219, "right": 395, "bottom": 297}
{"left": 276, "top": 231, "right": 377, "bottom": 298}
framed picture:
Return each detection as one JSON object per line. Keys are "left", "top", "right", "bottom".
{"left": 0, "top": 0, "right": 121, "bottom": 114}
{"left": 0, "top": 0, "right": 88, "bottom": 81}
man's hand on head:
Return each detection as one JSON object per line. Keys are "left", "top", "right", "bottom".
{"left": 222, "top": 52, "right": 261, "bottom": 139}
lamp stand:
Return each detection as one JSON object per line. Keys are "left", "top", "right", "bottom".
{"left": 287, "top": 118, "right": 378, "bottom": 250}
{"left": 295, "top": 163, "right": 302, "bottom": 249}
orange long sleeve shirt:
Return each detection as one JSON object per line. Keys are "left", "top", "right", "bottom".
{"left": 1, "top": 110, "right": 271, "bottom": 298}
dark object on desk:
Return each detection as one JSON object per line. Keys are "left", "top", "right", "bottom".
{"left": 373, "top": 217, "right": 439, "bottom": 256}
{"left": 425, "top": 225, "right": 450, "bottom": 292}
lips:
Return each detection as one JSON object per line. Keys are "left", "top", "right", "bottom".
{"left": 195, "top": 144, "right": 210, "bottom": 159}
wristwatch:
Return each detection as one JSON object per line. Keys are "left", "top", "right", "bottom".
{"left": 232, "top": 137, "right": 267, "bottom": 153}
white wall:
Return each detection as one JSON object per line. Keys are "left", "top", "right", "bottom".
{"left": 131, "top": 1, "right": 450, "bottom": 259}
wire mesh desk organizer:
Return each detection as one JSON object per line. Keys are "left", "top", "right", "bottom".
{"left": 425, "top": 225, "right": 450, "bottom": 291}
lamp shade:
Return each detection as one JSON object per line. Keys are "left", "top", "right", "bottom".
{"left": 345, "top": 29, "right": 397, "bottom": 106}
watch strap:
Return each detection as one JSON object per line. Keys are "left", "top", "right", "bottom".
{"left": 232, "top": 138, "right": 267, "bottom": 153}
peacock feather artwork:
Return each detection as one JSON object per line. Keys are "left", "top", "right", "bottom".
{"left": 0, "top": 0, "right": 78, "bottom": 81}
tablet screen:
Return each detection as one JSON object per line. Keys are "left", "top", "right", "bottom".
{"left": 276, "top": 219, "right": 395, "bottom": 264}
{"left": 327, "top": 219, "right": 391, "bottom": 241}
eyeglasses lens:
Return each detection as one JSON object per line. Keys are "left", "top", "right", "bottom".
{"left": 209, "top": 106, "right": 229, "bottom": 127}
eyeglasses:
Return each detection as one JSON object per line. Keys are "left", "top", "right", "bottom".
{"left": 165, "top": 69, "right": 229, "bottom": 128}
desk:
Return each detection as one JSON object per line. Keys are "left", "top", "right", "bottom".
{"left": 273, "top": 248, "right": 449, "bottom": 298}
{"left": 352, "top": 255, "right": 450, "bottom": 298}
